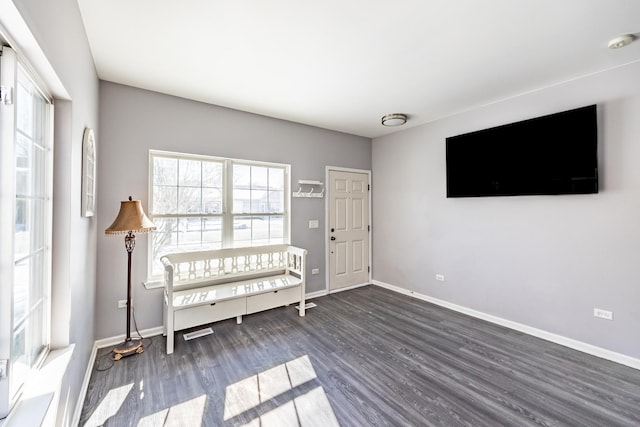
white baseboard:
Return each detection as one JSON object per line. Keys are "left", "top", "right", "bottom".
{"left": 94, "top": 326, "right": 165, "bottom": 349}
{"left": 372, "top": 280, "right": 640, "bottom": 370}
{"left": 305, "top": 290, "right": 328, "bottom": 300}
{"left": 71, "top": 342, "right": 97, "bottom": 427}
{"left": 328, "top": 282, "right": 369, "bottom": 294}
{"left": 71, "top": 326, "right": 165, "bottom": 426}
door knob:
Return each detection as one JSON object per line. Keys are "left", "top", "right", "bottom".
{"left": 330, "top": 236, "right": 336, "bottom": 241}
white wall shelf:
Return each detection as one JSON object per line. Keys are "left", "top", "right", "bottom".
{"left": 293, "top": 180, "right": 324, "bottom": 198}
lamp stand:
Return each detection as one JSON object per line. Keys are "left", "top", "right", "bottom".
{"left": 113, "top": 231, "right": 144, "bottom": 360}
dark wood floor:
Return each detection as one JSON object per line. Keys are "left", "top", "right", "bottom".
{"left": 80, "top": 285, "right": 640, "bottom": 426}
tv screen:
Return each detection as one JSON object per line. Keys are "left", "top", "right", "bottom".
{"left": 446, "top": 105, "right": 598, "bottom": 198}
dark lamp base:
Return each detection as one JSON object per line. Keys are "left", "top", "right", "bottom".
{"left": 112, "top": 339, "right": 144, "bottom": 360}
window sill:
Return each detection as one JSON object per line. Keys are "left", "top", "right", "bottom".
{"left": 143, "top": 280, "right": 163, "bottom": 290}
{"left": 2, "top": 345, "right": 74, "bottom": 427}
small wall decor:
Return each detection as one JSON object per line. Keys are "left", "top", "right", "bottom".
{"left": 81, "top": 127, "right": 96, "bottom": 217}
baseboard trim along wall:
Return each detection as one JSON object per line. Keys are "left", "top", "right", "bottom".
{"left": 72, "top": 326, "right": 165, "bottom": 426}
{"left": 372, "top": 280, "right": 640, "bottom": 371}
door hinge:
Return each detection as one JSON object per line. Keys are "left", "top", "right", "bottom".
{"left": 368, "top": 225, "right": 370, "bottom": 232}
{"left": 368, "top": 184, "right": 370, "bottom": 191}
{"left": 0, "top": 85, "right": 13, "bottom": 105}
{"left": 368, "top": 266, "right": 370, "bottom": 273}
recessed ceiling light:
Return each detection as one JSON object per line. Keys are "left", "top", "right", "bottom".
{"left": 381, "top": 113, "right": 408, "bottom": 127}
{"left": 608, "top": 34, "right": 635, "bottom": 49}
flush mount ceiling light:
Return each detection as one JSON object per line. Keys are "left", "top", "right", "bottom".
{"left": 608, "top": 34, "right": 635, "bottom": 49}
{"left": 381, "top": 113, "right": 408, "bottom": 127}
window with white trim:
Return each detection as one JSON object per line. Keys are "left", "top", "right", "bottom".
{"left": 0, "top": 45, "right": 53, "bottom": 418}
{"left": 148, "top": 150, "right": 290, "bottom": 278}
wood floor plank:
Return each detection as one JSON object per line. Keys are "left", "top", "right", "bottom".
{"left": 79, "top": 286, "right": 640, "bottom": 426}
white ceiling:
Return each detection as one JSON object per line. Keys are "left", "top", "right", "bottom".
{"left": 77, "top": 0, "right": 640, "bottom": 138}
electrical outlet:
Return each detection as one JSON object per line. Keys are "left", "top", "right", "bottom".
{"left": 594, "top": 308, "right": 613, "bottom": 320}
{"left": 311, "top": 268, "right": 319, "bottom": 275}
{"left": 308, "top": 220, "right": 319, "bottom": 229}
{"left": 118, "top": 299, "right": 127, "bottom": 309}
{"left": 435, "top": 274, "right": 445, "bottom": 282}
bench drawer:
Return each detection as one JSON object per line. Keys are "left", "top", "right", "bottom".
{"left": 174, "top": 298, "right": 246, "bottom": 331}
{"left": 246, "top": 286, "right": 301, "bottom": 315}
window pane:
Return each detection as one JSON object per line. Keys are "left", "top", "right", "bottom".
{"left": 11, "top": 325, "right": 27, "bottom": 397}
{"left": 154, "top": 157, "right": 177, "bottom": 186}
{"left": 233, "top": 164, "right": 250, "bottom": 188}
{"left": 153, "top": 185, "right": 177, "bottom": 214}
{"left": 251, "top": 190, "right": 268, "bottom": 213}
{"left": 252, "top": 216, "right": 269, "bottom": 244}
{"left": 28, "top": 302, "right": 45, "bottom": 363}
{"left": 269, "top": 168, "right": 284, "bottom": 190}
{"left": 251, "top": 166, "right": 268, "bottom": 189}
{"left": 177, "top": 187, "right": 201, "bottom": 214}
{"left": 150, "top": 217, "right": 178, "bottom": 276}
{"left": 203, "top": 188, "right": 222, "bottom": 214}
{"left": 203, "top": 161, "right": 223, "bottom": 188}
{"left": 233, "top": 189, "right": 250, "bottom": 213}
{"left": 178, "top": 159, "right": 201, "bottom": 187}
{"left": 233, "top": 216, "right": 252, "bottom": 245}
{"left": 270, "top": 216, "right": 284, "bottom": 242}
{"left": 268, "top": 190, "right": 284, "bottom": 213}
{"left": 202, "top": 218, "right": 223, "bottom": 247}
{"left": 13, "top": 258, "right": 29, "bottom": 326}
{"left": 16, "top": 81, "right": 32, "bottom": 135}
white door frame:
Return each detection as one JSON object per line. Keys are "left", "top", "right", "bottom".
{"left": 324, "top": 166, "right": 372, "bottom": 294}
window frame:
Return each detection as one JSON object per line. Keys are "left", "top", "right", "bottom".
{"left": 148, "top": 150, "right": 291, "bottom": 281}
{"left": 0, "top": 45, "right": 54, "bottom": 418}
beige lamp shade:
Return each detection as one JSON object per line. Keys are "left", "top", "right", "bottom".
{"left": 105, "top": 198, "right": 156, "bottom": 235}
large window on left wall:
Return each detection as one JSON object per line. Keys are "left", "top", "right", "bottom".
{"left": 0, "top": 45, "right": 54, "bottom": 419}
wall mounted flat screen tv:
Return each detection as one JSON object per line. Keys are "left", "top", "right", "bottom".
{"left": 446, "top": 104, "right": 598, "bottom": 198}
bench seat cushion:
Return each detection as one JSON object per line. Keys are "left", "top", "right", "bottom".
{"left": 171, "top": 273, "right": 302, "bottom": 309}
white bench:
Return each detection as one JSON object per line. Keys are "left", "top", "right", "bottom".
{"left": 161, "top": 244, "right": 307, "bottom": 354}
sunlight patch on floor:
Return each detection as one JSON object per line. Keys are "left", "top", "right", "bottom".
{"left": 225, "top": 355, "right": 340, "bottom": 426}
{"left": 83, "top": 383, "right": 134, "bottom": 427}
{"left": 137, "top": 394, "right": 207, "bottom": 427}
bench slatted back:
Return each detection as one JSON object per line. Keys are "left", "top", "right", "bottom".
{"left": 162, "top": 245, "right": 306, "bottom": 305}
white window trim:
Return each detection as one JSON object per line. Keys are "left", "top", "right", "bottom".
{"left": 147, "top": 149, "right": 291, "bottom": 282}
{"left": 0, "top": 44, "right": 55, "bottom": 421}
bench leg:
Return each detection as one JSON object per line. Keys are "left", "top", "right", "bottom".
{"left": 167, "top": 331, "right": 174, "bottom": 354}
{"left": 299, "top": 299, "right": 306, "bottom": 317}
{"left": 236, "top": 315, "right": 243, "bottom": 324}
{"left": 167, "top": 308, "right": 175, "bottom": 354}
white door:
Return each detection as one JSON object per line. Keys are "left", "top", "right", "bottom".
{"left": 328, "top": 170, "right": 370, "bottom": 291}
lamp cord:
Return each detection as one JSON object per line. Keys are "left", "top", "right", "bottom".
{"left": 131, "top": 305, "right": 153, "bottom": 350}
{"left": 96, "top": 304, "right": 154, "bottom": 371}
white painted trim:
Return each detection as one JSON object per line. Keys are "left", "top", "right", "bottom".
{"left": 142, "top": 280, "right": 163, "bottom": 290}
{"left": 4, "top": 345, "right": 74, "bottom": 427}
{"left": 372, "top": 280, "right": 640, "bottom": 370}
{"left": 305, "top": 290, "right": 328, "bottom": 300}
{"left": 94, "top": 326, "right": 164, "bottom": 349}
{"left": 0, "top": 0, "right": 69, "bottom": 100}
{"left": 324, "top": 166, "right": 372, "bottom": 294}
{"left": 328, "top": 282, "right": 369, "bottom": 294}
{"left": 70, "top": 342, "right": 98, "bottom": 427}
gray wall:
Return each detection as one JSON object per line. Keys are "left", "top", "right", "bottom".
{"left": 96, "top": 82, "right": 371, "bottom": 339}
{"left": 12, "top": 0, "right": 99, "bottom": 423}
{"left": 372, "top": 60, "right": 640, "bottom": 359}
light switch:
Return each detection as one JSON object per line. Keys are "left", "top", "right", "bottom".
{"left": 309, "top": 220, "right": 319, "bottom": 229}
